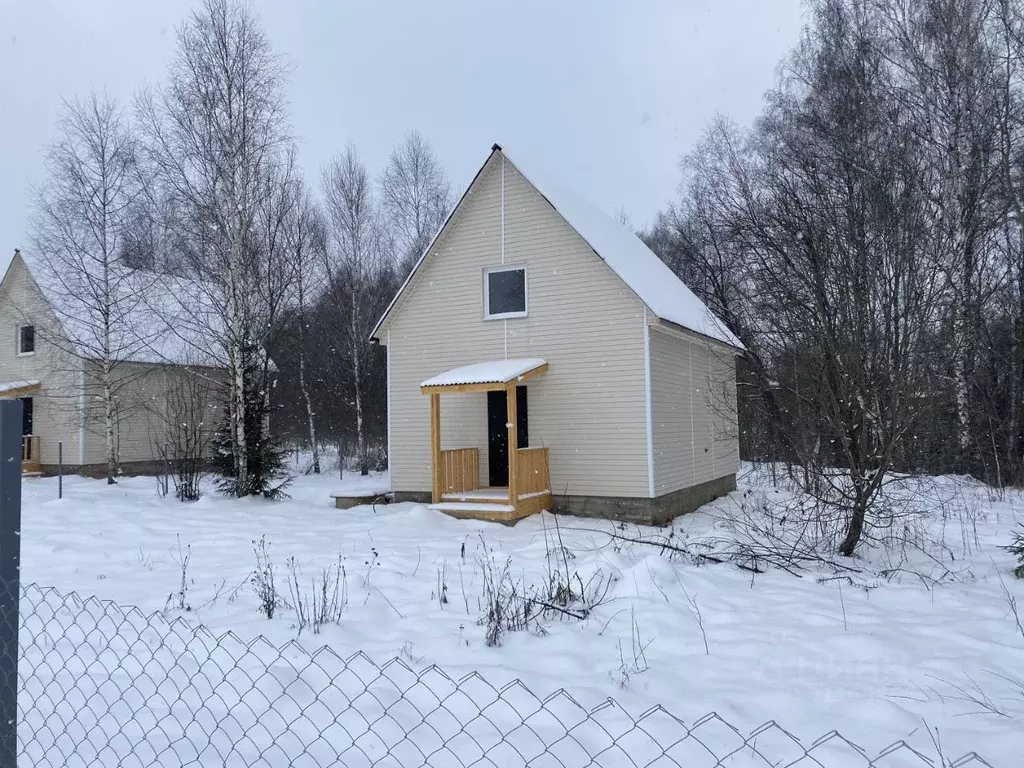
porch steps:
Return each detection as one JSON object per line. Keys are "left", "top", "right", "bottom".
{"left": 441, "top": 488, "right": 509, "bottom": 504}
{"left": 428, "top": 501, "right": 518, "bottom": 522}
{"left": 430, "top": 501, "right": 514, "bottom": 513}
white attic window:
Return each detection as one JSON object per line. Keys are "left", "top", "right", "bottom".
{"left": 484, "top": 265, "right": 527, "bottom": 320}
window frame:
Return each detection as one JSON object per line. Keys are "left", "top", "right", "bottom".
{"left": 483, "top": 264, "right": 529, "bottom": 320}
{"left": 17, "top": 324, "right": 35, "bottom": 356}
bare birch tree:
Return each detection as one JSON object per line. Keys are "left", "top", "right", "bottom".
{"left": 31, "top": 91, "right": 150, "bottom": 484}
{"left": 877, "top": 0, "right": 1002, "bottom": 465}
{"left": 754, "top": 0, "right": 947, "bottom": 554}
{"left": 285, "top": 185, "right": 328, "bottom": 473}
{"left": 648, "top": 0, "right": 948, "bottom": 555}
{"left": 378, "top": 131, "right": 452, "bottom": 276}
{"left": 322, "top": 143, "right": 386, "bottom": 474}
{"left": 991, "top": 0, "right": 1024, "bottom": 482}
{"left": 136, "top": 0, "right": 292, "bottom": 496}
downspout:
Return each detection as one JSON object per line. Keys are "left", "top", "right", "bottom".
{"left": 643, "top": 309, "right": 655, "bottom": 498}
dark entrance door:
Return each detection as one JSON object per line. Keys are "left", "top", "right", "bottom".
{"left": 486, "top": 386, "right": 528, "bottom": 487}
{"left": 18, "top": 397, "right": 33, "bottom": 436}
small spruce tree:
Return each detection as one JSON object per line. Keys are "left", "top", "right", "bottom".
{"left": 213, "top": 351, "right": 291, "bottom": 499}
{"left": 1005, "top": 526, "right": 1024, "bottom": 579}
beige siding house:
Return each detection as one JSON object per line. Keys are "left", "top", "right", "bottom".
{"left": 372, "top": 144, "right": 742, "bottom": 524}
{"left": 0, "top": 250, "right": 223, "bottom": 475}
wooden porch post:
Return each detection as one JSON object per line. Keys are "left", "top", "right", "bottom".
{"left": 430, "top": 393, "right": 442, "bottom": 503}
{"left": 506, "top": 383, "right": 519, "bottom": 513}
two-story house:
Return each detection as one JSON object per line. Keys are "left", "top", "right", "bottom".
{"left": 0, "top": 250, "right": 223, "bottom": 476}
{"left": 372, "top": 144, "right": 743, "bottom": 524}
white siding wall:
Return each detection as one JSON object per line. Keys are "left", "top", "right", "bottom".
{"left": 80, "top": 363, "right": 227, "bottom": 466}
{"left": 650, "top": 326, "right": 738, "bottom": 495}
{"left": 81, "top": 362, "right": 167, "bottom": 465}
{"left": 386, "top": 156, "right": 651, "bottom": 497}
{"left": 0, "top": 257, "right": 84, "bottom": 465}
{"left": 1, "top": 256, "right": 225, "bottom": 469}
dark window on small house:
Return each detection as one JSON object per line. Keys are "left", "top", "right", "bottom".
{"left": 18, "top": 325, "right": 34, "bottom": 354}
{"left": 485, "top": 267, "right": 527, "bottom": 318}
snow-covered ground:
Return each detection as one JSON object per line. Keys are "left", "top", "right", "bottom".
{"left": 19, "top": 466, "right": 1024, "bottom": 765}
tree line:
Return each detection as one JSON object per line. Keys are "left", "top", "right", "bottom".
{"left": 30, "top": 0, "right": 451, "bottom": 493}
{"left": 642, "top": 0, "right": 1024, "bottom": 552}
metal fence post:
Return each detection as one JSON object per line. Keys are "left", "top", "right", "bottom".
{"left": 0, "top": 400, "right": 23, "bottom": 768}
{"left": 58, "top": 440, "right": 63, "bottom": 500}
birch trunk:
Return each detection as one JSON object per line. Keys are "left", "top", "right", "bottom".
{"left": 227, "top": 235, "right": 249, "bottom": 495}
{"left": 351, "top": 290, "right": 367, "bottom": 475}
{"left": 103, "top": 360, "right": 115, "bottom": 484}
{"left": 102, "top": 187, "right": 117, "bottom": 485}
{"left": 297, "top": 323, "right": 319, "bottom": 473}
{"left": 1014, "top": 228, "right": 1024, "bottom": 480}
{"left": 952, "top": 294, "right": 973, "bottom": 454}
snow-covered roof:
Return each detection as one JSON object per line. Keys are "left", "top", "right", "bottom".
{"left": 0, "top": 380, "right": 40, "bottom": 395}
{"left": 12, "top": 251, "right": 226, "bottom": 368}
{"left": 372, "top": 144, "right": 742, "bottom": 350}
{"left": 498, "top": 147, "right": 741, "bottom": 348}
{"left": 421, "top": 358, "right": 547, "bottom": 388}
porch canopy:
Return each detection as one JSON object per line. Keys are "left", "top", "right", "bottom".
{"left": 420, "top": 358, "right": 547, "bottom": 394}
{"left": 0, "top": 380, "right": 40, "bottom": 398}
{"left": 420, "top": 358, "right": 550, "bottom": 519}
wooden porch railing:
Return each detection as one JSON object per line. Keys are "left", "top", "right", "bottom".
{"left": 441, "top": 448, "right": 479, "bottom": 494}
{"left": 22, "top": 435, "right": 41, "bottom": 473}
{"left": 516, "top": 447, "right": 550, "bottom": 497}
{"left": 430, "top": 443, "right": 551, "bottom": 516}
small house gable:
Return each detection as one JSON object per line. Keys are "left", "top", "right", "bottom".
{"left": 0, "top": 252, "right": 72, "bottom": 361}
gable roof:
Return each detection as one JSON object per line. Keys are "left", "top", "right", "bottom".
{"left": 5, "top": 250, "right": 226, "bottom": 368}
{"left": 371, "top": 144, "right": 742, "bottom": 349}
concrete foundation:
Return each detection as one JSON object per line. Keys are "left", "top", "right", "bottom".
{"left": 391, "top": 474, "right": 737, "bottom": 526}
{"left": 392, "top": 491, "right": 432, "bottom": 504}
{"left": 333, "top": 494, "right": 388, "bottom": 509}
{"left": 554, "top": 474, "right": 737, "bottom": 525}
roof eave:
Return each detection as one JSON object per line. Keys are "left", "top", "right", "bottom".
{"left": 651, "top": 317, "right": 745, "bottom": 354}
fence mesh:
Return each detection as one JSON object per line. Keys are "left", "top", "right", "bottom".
{"left": 12, "top": 583, "right": 996, "bottom": 768}
{"left": 20, "top": 473, "right": 174, "bottom": 507}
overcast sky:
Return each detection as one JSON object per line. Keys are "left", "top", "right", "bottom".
{"left": 1, "top": 0, "right": 806, "bottom": 270}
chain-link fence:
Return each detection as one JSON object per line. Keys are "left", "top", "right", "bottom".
{"left": 20, "top": 471, "right": 177, "bottom": 507}
{"left": 18, "top": 443, "right": 369, "bottom": 507}
{"left": 13, "top": 582, "right": 995, "bottom": 768}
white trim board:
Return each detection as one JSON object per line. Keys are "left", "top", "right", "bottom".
{"left": 386, "top": 329, "right": 392, "bottom": 476}
{"left": 643, "top": 307, "right": 655, "bottom": 498}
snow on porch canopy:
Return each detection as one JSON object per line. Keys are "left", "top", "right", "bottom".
{"left": 420, "top": 358, "right": 547, "bottom": 392}
{"left": 0, "top": 380, "right": 41, "bottom": 397}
